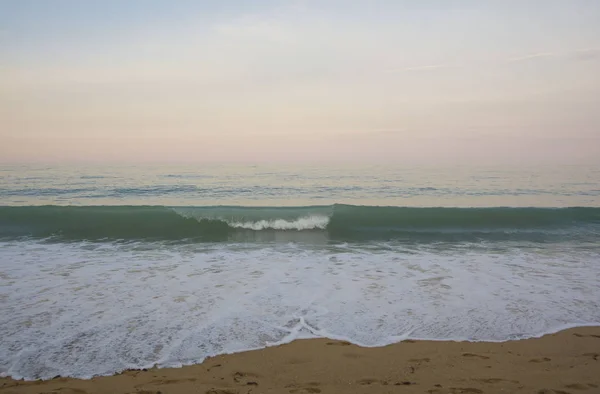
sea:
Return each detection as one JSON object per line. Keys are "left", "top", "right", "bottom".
{"left": 1, "top": 163, "right": 599, "bottom": 379}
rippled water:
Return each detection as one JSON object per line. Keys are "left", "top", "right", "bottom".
{"left": 1, "top": 164, "right": 599, "bottom": 206}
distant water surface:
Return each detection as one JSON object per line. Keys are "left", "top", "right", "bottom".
{"left": 1, "top": 163, "right": 599, "bottom": 206}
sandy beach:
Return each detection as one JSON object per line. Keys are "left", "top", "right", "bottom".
{"left": 1, "top": 326, "right": 599, "bottom": 394}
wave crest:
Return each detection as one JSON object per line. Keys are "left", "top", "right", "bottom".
{"left": 225, "top": 215, "right": 330, "bottom": 231}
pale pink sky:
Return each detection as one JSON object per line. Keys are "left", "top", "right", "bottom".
{"left": 1, "top": 1, "right": 599, "bottom": 164}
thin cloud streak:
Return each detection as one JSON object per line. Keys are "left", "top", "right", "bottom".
{"left": 506, "top": 48, "right": 600, "bottom": 63}
{"left": 506, "top": 52, "right": 555, "bottom": 63}
{"left": 387, "top": 64, "right": 459, "bottom": 73}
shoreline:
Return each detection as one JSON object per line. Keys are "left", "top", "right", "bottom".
{"left": 2, "top": 327, "right": 599, "bottom": 394}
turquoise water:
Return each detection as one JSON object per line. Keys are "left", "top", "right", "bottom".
{"left": 1, "top": 205, "right": 599, "bottom": 243}
{"left": 0, "top": 164, "right": 599, "bottom": 379}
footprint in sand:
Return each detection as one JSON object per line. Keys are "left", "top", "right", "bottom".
{"left": 356, "top": 378, "right": 415, "bottom": 386}
{"left": 462, "top": 353, "right": 490, "bottom": 360}
{"left": 409, "top": 357, "right": 431, "bottom": 363}
{"left": 476, "top": 378, "right": 519, "bottom": 384}
{"left": 530, "top": 357, "right": 552, "bottom": 363}
{"left": 538, "top": 390, "right": 572, "bottom": 394}
{"left": 325, "top": 341, "right": 351, "bottom": 346}
{"left": 206, "top": 389, "right": 238, "bottom": 394}
{"left": 582, "top": 353, "right": 599, "bottom": 360}
{"left": 565, "top": 383, "right": 598, "bottom": 390}
{"left": 40, "top": 390, "right": 89, "bottom": 394}
{"left": 428, "top": 388, "right": 483, "bottom": 394}
{"left": 286, "top": 382, "right": 322, "bottom": 393}
{"left": 134, "top": 391, "right": 163, "bottom": 394}
{"left": 206, "top": 363, "right": 222, "bottom": 371}
{"left": 144, "top": 377, "right": 197, "bottom": 385}
{"left": 357, "top": 378, "right": 384, "bottom": 385}
{"left": 232, "top": 371, "right": 261, "bottom": 386}
{"left": 573, "top": 333, "right": 600, "bottom": 339}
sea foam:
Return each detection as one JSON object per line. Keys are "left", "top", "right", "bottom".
{"left": 225, "top": 215, "right": 330, "bottom": 230}
{"left": 1, "top": 239, "right": 599, "bottom": 380}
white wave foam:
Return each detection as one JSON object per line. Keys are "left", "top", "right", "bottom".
{"left": 1, "top": 240, "right": 599, "bottom": 380}
{"left": 226, "top": 215, "right": 330, "bottom": 231}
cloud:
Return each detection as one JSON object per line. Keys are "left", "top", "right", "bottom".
{"left": 388, "top": 64, "right": 458, "bottom": 72}
{"left": 506, "top": 52, "right": 555, "bottom": 63}
{"left": 506, "top": 48, "right": 600, "bottom": 64}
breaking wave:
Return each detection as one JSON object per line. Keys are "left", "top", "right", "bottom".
{"left": 0, "top": 205, "right": 598, "bottom": 243}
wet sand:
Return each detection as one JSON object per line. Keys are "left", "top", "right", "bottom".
{"left": 1, "top": 326, "right": 599, "bottom": 394}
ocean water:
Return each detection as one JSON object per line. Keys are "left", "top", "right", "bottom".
{"left": 1, "top": 164, "right": 599, "bottom": 380}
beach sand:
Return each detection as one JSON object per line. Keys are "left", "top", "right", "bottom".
{"left": 1, "top": 327, "right": 599, "bottom": 394}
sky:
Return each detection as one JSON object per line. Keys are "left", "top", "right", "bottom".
{"left": 1, "top": 0, "right": 599, "bottom": 164}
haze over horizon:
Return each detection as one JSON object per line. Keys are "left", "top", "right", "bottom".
{"left": 2, "top": 0, "right": 599, "bottom": 164}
